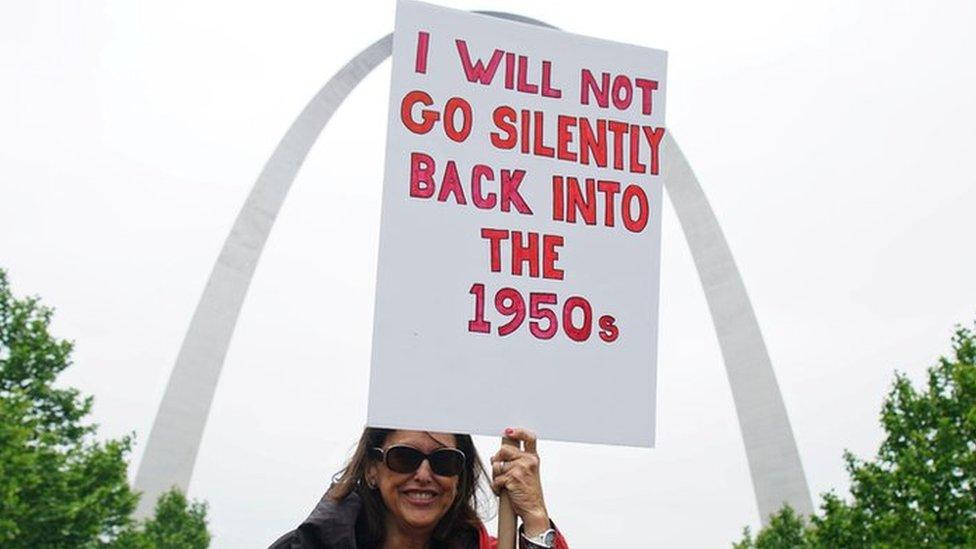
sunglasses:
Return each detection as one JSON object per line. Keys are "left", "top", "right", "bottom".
{"left": 370, "top": 445, "right": 466, "bottom": 477}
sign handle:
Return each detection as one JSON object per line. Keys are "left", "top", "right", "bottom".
{"left": 496, "top": 436, "right": 519, "bottom": 549}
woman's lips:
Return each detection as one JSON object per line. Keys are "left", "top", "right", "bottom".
{"left": 401, "top": 489, "right": 439, "bottom": 507}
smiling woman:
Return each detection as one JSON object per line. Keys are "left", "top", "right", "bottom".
{"left": 269, "top": 427, "right": 569, "bottom": 549}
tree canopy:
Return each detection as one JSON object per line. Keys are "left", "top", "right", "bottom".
{"left": 735, "top": 322, "right": 976, "bottom": 547}
{"left": 116, "top": 489, "right": 210, "bottom": 549}
{"left": 0, "top": 268, "right": 210, "bottom": 548}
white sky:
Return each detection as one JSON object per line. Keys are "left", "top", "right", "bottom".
{"left": 2, "top": 1, "right": 975, "bottom": 547}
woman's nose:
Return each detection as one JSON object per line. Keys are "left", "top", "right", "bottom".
{"left": 412, "top": 459, "right": 434, "bottom": 481}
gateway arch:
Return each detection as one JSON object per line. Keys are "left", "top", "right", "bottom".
{"left": 134, "top": 13, "right": 814, "bottom": 524}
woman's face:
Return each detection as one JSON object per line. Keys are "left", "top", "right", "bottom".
{"left": 369, "top": 430, "right": 461, "bottom": 535}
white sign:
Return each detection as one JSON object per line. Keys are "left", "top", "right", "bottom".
{"left": 368, "top": 0, "right": 667, "bottom": 447}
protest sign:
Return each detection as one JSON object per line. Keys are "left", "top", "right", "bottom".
{"left": 367, "top": 0, "right": 667, "bottom": 447}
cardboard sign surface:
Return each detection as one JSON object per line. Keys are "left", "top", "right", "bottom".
{"left": 368, "top": 0, "right": 667, "bottom": 447}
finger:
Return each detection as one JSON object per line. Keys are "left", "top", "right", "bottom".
{"left": 496, "top": 453, "right": 540, "bottom": 479}
{"left": 495, "top": 455, "right": 531, "bottom": 475}
{"left": 493, "top": 445, "right": 523, "bottom": 463}
{"left": 494, "top": 471, "right": 528, "bottom": 489}
{"left": 501, "top": 430, "right": 522, "bottom": 453}
{"left": 504, "top": 460, "right": 538, "bottom": 486}
{"left": 491, "top": 459, "right": 509, "bottom": 477}
{"left": 504, "top": 427, "right": 538, "bottom": 454}
{"left": 492, "top": 473, "right": 511, "bottom": 494}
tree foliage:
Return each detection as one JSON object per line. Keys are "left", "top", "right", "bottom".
{"left": 0, "top": 269, "right": 210, "bottom": 548}
{"left": 735, "top": 322, "right": 976, "bottom": 547}
{"left": 733, "top": 506, "right": 806, "bottom": 549}
{"left": 142, "top": 489, "right": 209, "bottom": 548}
{"left": 116, "top": 489, "right": 210, "bottom": 549}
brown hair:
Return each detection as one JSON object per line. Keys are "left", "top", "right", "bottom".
{"left": 327, "top": 427, "right": 489, "bottom": 545}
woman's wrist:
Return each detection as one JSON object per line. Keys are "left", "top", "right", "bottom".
{"left": 521, "top": 508, "right": 551, "bottom": 537}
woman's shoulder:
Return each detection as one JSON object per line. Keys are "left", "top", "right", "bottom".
{"left": 268, "top": 492, "right": 362, "bottom": 549}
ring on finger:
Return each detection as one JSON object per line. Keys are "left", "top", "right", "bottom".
{"left": 500, "top": 460, "right": 507, "bottom": 473}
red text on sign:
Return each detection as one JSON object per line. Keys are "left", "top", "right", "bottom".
{"left": 467, "top": 284, "right": 619, "bottom": 343}
{"left": 490, "top": 107, "right": 664, "bottom": 175}
{"left": 401, "top": 90, "right": 472, "bottom": 142}
{"left": 580, "top": 69, "right": 660, "bottom": 116}
{"left": 551, "top": 175, "right": 650, "bottom": 233}
{"left": 409, "top": 153, "right": 533, "bottom": 214}
{"left": 480, "top": 228, "right": 564, "bottom": 280}
{"left": 454, "top": 40, "right": 562, "bottom": 98}
{"left": 414, "top": 32, "right": 430, "bottom": 74}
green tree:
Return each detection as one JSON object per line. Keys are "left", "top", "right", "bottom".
{"left": 733, "top": 506, "right": 807, "bottom": 549}
{"left": 0, "top": 269, "right": 211, "bottom": 547}
{"left": 116, "top": 489, "right": 210, "bottom": 549}
{"left": 735, "top": 322, "right": 976, "bottom": 547}
{"left": 142, "top": 489, "right": 209, "bottom": 548}
{"left": 0, "top": 268, "right": 136, "bottom": 547}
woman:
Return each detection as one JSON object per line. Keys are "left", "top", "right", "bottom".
{"left": 270, "top": 427, "right": 568, "bottom": 548}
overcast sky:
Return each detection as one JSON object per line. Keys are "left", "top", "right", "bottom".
{"left": 2, "top": 1, "right": 975, "bottom": 547}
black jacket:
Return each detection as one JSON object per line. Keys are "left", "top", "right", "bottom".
{"left": 269, "top": 493, "right": 486, "bottom": 549}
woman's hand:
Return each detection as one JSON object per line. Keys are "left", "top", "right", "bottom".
{"left": 490, "top": 427, "right": 551, "bottom": 536}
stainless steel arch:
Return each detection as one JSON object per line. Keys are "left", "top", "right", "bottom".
{"left": 135, "top": 15, "right": 813, "bottom": 524}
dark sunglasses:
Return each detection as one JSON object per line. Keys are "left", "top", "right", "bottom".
{"left": 370, "top": 445, "right": 466, "bottom": 477}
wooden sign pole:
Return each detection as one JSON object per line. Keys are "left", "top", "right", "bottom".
{"left": 496, "top": 436, "right": 519, "bottom": 549}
